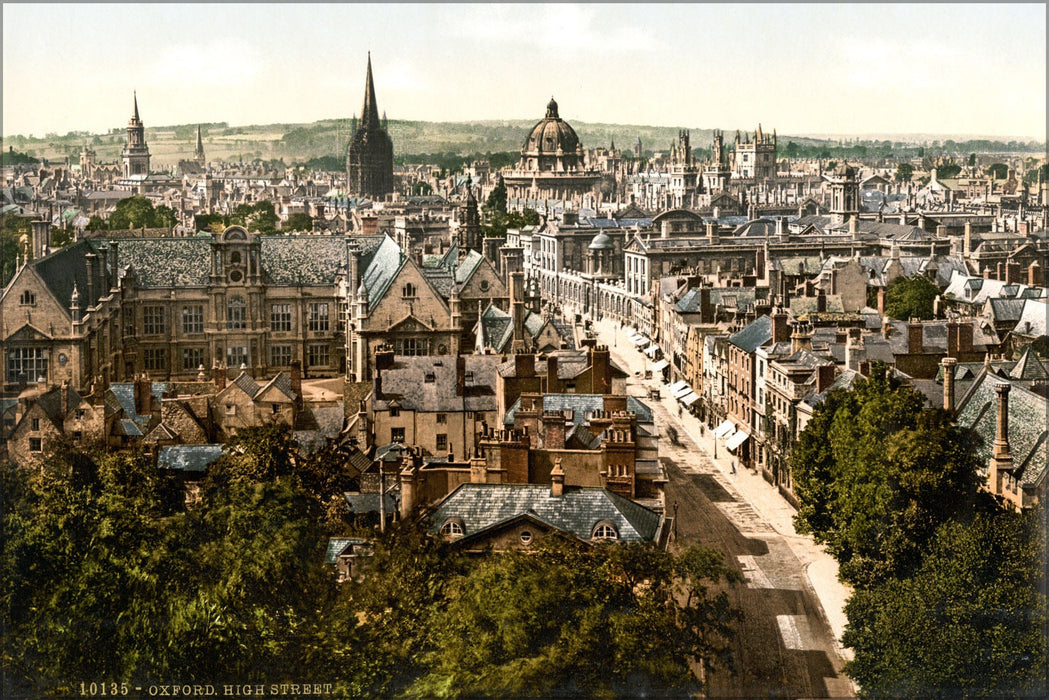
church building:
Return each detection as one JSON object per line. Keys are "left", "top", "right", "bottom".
{"left": 346, "top": 54, "right": 395, "bottom": 199}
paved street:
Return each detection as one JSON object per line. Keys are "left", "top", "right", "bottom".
{"left": 591, "top": 319, "right": 856, "bottom": 698}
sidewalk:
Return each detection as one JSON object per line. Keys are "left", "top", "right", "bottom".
{"left": 593, "top": 318, "right": 854, "bottom": 662}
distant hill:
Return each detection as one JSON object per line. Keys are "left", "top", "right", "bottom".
{"left": 3, "top": 119, "right": 1043, "bottom": 170}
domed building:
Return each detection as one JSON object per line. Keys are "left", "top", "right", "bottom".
{"left": 503, "top": 97, "right": 602, "bottom": 210}
{"left": 346, "top": 54, "right": 394, "bottom": 200}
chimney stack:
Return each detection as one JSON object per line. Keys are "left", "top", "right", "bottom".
{"left": 941, "top": 357, "right": 957, "bottom": 413}
{"left": 907, "top": 318, "right": 923, "bottom": 354}
{"left": 546, "top": 354, "right": 560, "bottom": 393}
{"left": 989, "top": 382, "right": 1013, "bottom": 494}
{"left": 550, "top": 456, "right": 565, "bottom": 497}
{"left": 816, "top": 363, "right": 836, "bottom": 394}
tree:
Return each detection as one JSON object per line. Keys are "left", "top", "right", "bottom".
{"left": 989, "top": 163, "right": 1009, "bottom": 180}
{"left": 483, "top": 177, "right": 507, "bottom": 218}
{"left": 843, "top": 510, "right": 1047, "bottom": 698}
{"left": 1023, "top": 164, "right": 1049, "bottom": 184}
{"left": 791, "top": 367, "right": 989, "bottom": 588}
{"left": 411, "top": 537, "right": 740, "bottom": 697}
{"left": 883, "top": 275, "right": 940, "bottom": 321}
{"left": 231, "top": 200, "right": 278, "bottom": 235}
{"left": 895, "top": 162, "right": 914, "bottom": 183}
{"left": 1, "top": 214, "right": 31, "bottom": 287}
{"left": 936, "top": 163, "right": 962, "bottom": 178}
{"left": 283, "top": 212, "right": 313, "bottom": 232}
{"left": 85, "top": 214, "right": 107, "bottom": 232}
{"left": 967, "top": 153, "right": 977, "bottom": 167}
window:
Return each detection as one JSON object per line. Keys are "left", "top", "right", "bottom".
{"left": 440, "top": 520, "right": 464, "bottom": 536}
{"left": 6, "top": 347, "right": 47, "bottom": 383}
{"left": 592, "top": 523, "right": 619, "bottom": 541}
{"left": 519, "top": 530, "right": 533, "bottom": 545}
{"left": 464, "top": 371, "right": 474, "bottom": 383}
{"left": 270, "top": 304, "right": 292, "bottom": 332}
{"left": 226, "top": 345, "right": 248, "bottom": 369}
{"left": 73, "top": 431, "right": 82, "bottom": 442}
{"left": 230, "top": 251, "right": 241, "bottom": 266}
{"left": 308, "top": 303, "right": 329, "bottom": 332}
{"left": 75, "top": 409, "right": 86, "bottom": 420}
{"left": 19, "top": 290, "right": 36, "bottom": 306}
{"left": 425, "top": 372, "right": 435, "bottom": 383}
{"left": 391, "top": 427, "right": 405, "bottom": 443}
{"left": 270, "top": 345, "right": 292, "bottom": 367}
{"left": 480, "top": 279, "right": 489, "bottom": 292}
{"left": 143, "top": 348, "right": 167, "bottom": 371}
{"left": 31, "top": 418, "right": 40, "bottom": 431}
{"left": 225, "top": 404, "right": 236, "bottom": 416}
{"left": 271, "top": 403, "right": 280, "bottom": 415}
{"left": 182, "top": 348, "right": 205, "bottom": 371}
{"left": 389, "top": 407, "right": 400, "bottom": 418}
{"left": 402, "top": 283, "right": 416, "bottom": 298}
{"left": 226, "top": 296, "right": 246, "bottom": 330}
{"left": 436, "top": 434, "right": 447, "bottom": 451}
{"left": 182, "top": 305, "right": 204, "bottom": 334}
{"left": 29, "top": 437, "right": 42, "bottom": 452}
{"left": 143, "top": 306, "right": 166, "bottom": 335}
{"left": 436, "top": 413, "right": 447, "bottom": 424}
{"left": 396, "top": 338, "right": 428, "bottom": 356}
{"left": 308, "top": 344, "right": 330, "bottom": 367}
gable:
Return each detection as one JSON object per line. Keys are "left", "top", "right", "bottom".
{"left": 387, "top": 313, "right": 436, "bottom": 334}
{"left": 457, "top": 257, "right": 508, "bottom": 299}
{"left": 1, "top": 266, "right": 69, "bottom": 338}
{"left": 5, "top": 322, "right": 55, "bottom": 342}
{"left": 368, "top": 258, "right": 449, "bottom": 322}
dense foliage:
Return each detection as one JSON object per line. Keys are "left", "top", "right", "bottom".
{"left": 3, "top": 425, "right": 739, "bottom": 697}
{"left": 193, "top": 200, "right": 280, "bottom": 235}
{"left": 1, "top": 149, "right": 39, "bottom": 166}
{"left": 883, "top": 275, "right": 940, "bottom": 321}
{"left": 790, "top": 366, "right": 1047, "bottom": 697}
{"left": 1, "top": 214, "right": 31, "bottom": 287}
{"left": 106, "top": 196, "right": 178, "bottom": 230}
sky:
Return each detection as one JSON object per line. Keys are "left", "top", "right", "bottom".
{"left": 3, "top": 3, "right": 1046, "bottom": 141}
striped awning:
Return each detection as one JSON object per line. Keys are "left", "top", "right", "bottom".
{"left": 680, "top": 391, "right": 700, "bottom": 406}
{"left": 713, "top": 420, "right": 736, "bottom": 439}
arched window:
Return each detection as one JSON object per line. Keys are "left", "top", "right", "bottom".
{"left": 440, "top": 519, "right": 464, "bottom": 537}
{"left": 230, "top": 251, "right": 242, "bottom": 266}
{"left": 226, "top": 296, "right": 246, "bottom": 330}
{"left": 592, "top": 522, "right": 619, "bottom": 541}
{"left": 19, "top": 290, "right": 36, "bottom": 306}
{"left": 402, "top": 283, "right": 416, "bottom": 298}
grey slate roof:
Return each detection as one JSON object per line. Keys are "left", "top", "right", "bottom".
{"left": 428, "top": 483, "right": 663, "bottom": 543}
{"left": 116, "top": 238, "right": 212, "bottom": 287}
{"left": 343, "top": 492, "right": 397, "bottom": 515}
{"left": 372, "top": 355, "right": 501, "bottom": 413}
{"left": 729, "top": 315, "right": 773, "bottom": 352}
{"left": 324, "top": 537, "right": 367, "bottom": 564}
{"left": 259, "top": 236, "right": 347, "bottom": 285}
{"left": 478, "top": 303, "right": 513, "bottom": 352}
{"left": 956, "top": 372, "right": 1048, "bottom": 488}
{"left": 26, "top": 240, "right": 107, "bottom": 312}
{"left": 360, "top": 234, "right": 408, "bottom": 312}
{"left": 157, "top": 444, "right": 224, "bottom": 472}
{"left": 1008, "top": 346, "right": 1048, "bottom": 381}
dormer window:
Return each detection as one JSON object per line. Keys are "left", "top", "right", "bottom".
{"left": 440, "top": 519, "right": 464, "bottom": 538}
{"left": 592, "top": 521, "right": 619, "bottom": 541}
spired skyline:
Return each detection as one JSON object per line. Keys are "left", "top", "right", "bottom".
{"left": 2, "top": 3, "right": 1046, "bottom": 141}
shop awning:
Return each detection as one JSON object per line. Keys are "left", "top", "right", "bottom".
{"left": 713, "top": 420, "right": 736, "bottom": 439}
{"left": 726, "top": 430, "right": 749, "bottom": 452}
{"left": 672, "top": 384, "right": 693, "bottom": 399}
{"left": 669, "top": 380, "right": 689, "bottom": 394}
{"left": 680, "top": 391, "right": 700, "bottom": 406}
{"left": 651, "top": 359, "right": 670, "bottom": 372}
{"left": 645, "top": 344, "right": 661, "bottom": 357}
{"left": 628, "top": 333, "right": 643, "bottom": 344}
{"left": 632, "top": 335, "right": 650, "bottom": 346}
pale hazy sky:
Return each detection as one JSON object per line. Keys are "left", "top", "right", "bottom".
{"left": 3, "top": 3, "right": 1046, "bottom": 140}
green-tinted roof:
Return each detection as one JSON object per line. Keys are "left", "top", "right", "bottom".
{"left": 429, "top": 483, "right": 663, "bottom": 543}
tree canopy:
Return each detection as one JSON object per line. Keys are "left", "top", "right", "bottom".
{"left": 843, "top": 510, "right": 1047, "bottom": 698}
{"left": 895, "top": 162, "right": 914, "bottom": 182}
{"left": 791, "top": 366, "right": 988, "bottom": 588}
{"left": 106, "top": 196, "right": 178, "bottom": 230}
{"left": 883, "top": 275, "right": 940, "bottom": 321}
{"left": 283, "top": 212, "right": 313, "bottom": 233}
{"left": 988, "top": 163, "right": 1009, "bottom": 180}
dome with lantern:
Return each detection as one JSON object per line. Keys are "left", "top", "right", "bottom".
{"left": 520, "top": 97, "right": 586, "bottom": 173}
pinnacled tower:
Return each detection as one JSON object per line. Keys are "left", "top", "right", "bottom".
{"left": 457, "top": 176, "right": 482, "bottom": 259}
{"left": 122, "top": 91, "right": 151, "bottom": 178}
{"left": 346, "top": 53, "right": 394, "bottom": 199}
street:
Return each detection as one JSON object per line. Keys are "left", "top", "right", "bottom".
{"left": 593, "top": 319, "right": 855, "bottom": 698}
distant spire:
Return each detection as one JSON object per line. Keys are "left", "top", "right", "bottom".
{"left": 132, "top": 91, "right": 140, "bottom": 122}
{"left": 360, "top": 52, "right": 381, "bottom": 129}
{"left": 195, "top": 125, "right": 205, "bottom": 163}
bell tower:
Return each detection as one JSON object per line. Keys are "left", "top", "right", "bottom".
{"left": 122, "top": 92, "right": 151, "bottom": 178}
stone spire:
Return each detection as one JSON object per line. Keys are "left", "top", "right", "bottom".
{"left": 360, "top": 52, "right": 381, "bottom": 130}
{"left": 131, "top": 90, "right": 140, "bottom": 124}
{"left": 195, "top": 125, "right": 205, "bottom": 165}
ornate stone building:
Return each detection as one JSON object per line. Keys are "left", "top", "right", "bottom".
{"left": 503, "top": 98, "right": 602, "bottom": 207}
{"left": 732, "top": 125, "right": 777, "bottom": 181}
{"left": 121, "top": 92, "right": 151, "bottom": 179}
{"left": 346, "top": 54, "right": 394, "bottom": 199}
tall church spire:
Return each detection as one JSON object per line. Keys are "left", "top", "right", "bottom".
{"left": 361, "top": 52, "right": 381, "bottom": 129}
{"left": 132, "top": 91, "right": 140, "bottom": 123}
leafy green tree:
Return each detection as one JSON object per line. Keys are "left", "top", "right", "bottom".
{"left": 231, "top": 200, "right": 278, "bottom": 235}
{"left": 843, "top": 510, "right": 1047, "bottom": 698}
{"left": 483, "top": 176, "right": 507, "bottom": 217}
{"left": 883, "top": 275, "right": 940, "bottom": 321}
{"left": 791, "top": 367, "right": 989, "bottom": 588}
{"left": 411, "top": 537, "right": 740, "bottom": 698}
{"left": 85, "top": 214, "right": 107, "bottom": 232}
{"left": 967, "top": 153, "right": 977, "bottom": 167}
{"left": 936, "top": 163, "right": 962, "bottom": 178}
{"left": 1023, "top": 164, "right": 1049, "bottom": 184}
{"left": 283, "top": 212, "right": 313, "bottom": 232}
{"left": 109, "top": 196, "right": 158, "bottom": 229}
{"left": 895, "top": 162, "right": 914, "bottom": 182}
{"left": 411, "top": 181, "right": 433, "bottom": 196}
{"left": 988, "top": 163, "right": 1009, "bottom": 179}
